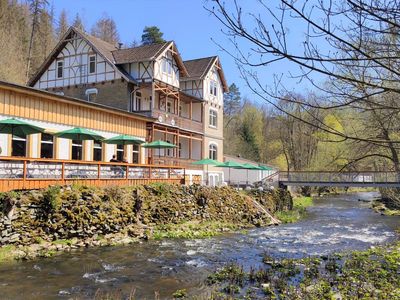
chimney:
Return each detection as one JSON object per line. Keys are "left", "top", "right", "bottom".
{"left": 118, "top": 42, "right": 123, "bottom": 49}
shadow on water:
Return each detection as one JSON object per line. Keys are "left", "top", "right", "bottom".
{"left": 0, "top": 192, "right": 399, "bottom": 299}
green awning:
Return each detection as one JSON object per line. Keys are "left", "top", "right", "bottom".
{"left": 0, "top": 118, "right": 45, "bottom": 138}
{"left": 104, "top": 134, "right": 144, "bottom": 145}
{"left": 54, "top": 127, "right": 104, "bottom": 141}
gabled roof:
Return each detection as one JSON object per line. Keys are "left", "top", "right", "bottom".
{"left": 112, "top": 42, "right": 171, "bottom": 64}
{"left": 112, "top": 41, "right": 189, "bottom": 77}
{"left": 28, "top": 27, "right": 134, "bottom": 86}
{"left": 182, "top": 56, "right": 229, "bottom": 92}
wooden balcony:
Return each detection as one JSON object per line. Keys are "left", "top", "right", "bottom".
{"left": 152, "top": 109, "right": 203, "bottom": 133}
{"left": 0, "top": 157, "right": 185, "bottom": 192}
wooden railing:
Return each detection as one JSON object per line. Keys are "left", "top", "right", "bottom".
{"left": 152, "top": 157, "right": 202, "bottom": 169}
{"left": 0, "top": 157, "right": 186, "bottom": 192}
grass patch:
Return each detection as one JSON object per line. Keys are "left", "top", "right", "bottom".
{"left": 152, "top": 221, "right": 241, "bottom": 239}
{"left": 276, "top": 196, "right": 313, "bottom": 223}
{"left": 0, "top": 245, "right": 17, "bottom": 263}
{"left": 207, "top": 242, "right": 400, "bottom": 299}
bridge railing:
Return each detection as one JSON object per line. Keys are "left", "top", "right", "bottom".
{"left": 279, "top": 171, "right": 400, "bottom": 183}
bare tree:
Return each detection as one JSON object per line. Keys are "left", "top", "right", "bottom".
{"left": 91, "top": 14, "right": 119, "bottom": 44}
{"left": 25, "top": 0, "right": 48, "bottom": 83}
{"left": 207, "top": 0, "right": 400, "bottom": 171}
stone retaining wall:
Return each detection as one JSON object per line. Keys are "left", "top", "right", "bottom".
{"left": 0, "top": 184, "right": 292, "bottom": 249}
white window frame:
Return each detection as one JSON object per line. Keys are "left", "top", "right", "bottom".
{"left": 209, "top": 143, "right": 218, "bottom": 160}
{"left": 210, "top": 80, "right": 218, "bottom": 97}
{"left": 209, "top": 109, "right": 218, "bottom": 128}
{"left": 162, "top": 58, "right": 173, "bottom": 75}
{"left": 88, "top": 54, "right": 96, "bottom": 74}
{"left": 56, "top": 60, "right": 64, "bottom": 79}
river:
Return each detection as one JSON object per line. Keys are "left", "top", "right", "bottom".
{"left": 0, "top": 192, "right": 399, "bottom": 299}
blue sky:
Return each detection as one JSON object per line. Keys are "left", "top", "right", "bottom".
{"left": 51, "top": 0, "right": 312, "bottom": 103}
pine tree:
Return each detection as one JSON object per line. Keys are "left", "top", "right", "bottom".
{"left": 91, "top": 14, "right": 119, "bottom": 44}
{"left": 25, "top": 0, "right": 48, "bottom": 83}
{"left": 56, "top": 9, "right": 68, "bottom": 38}
{"left": 72, "top": 13, "right": 84, "bottom": 31}
{"left": 224, "top": 83, "right": 241, "bottom": 116}
{"left": 141, "top": 26, "right": 165, "bottom": 45}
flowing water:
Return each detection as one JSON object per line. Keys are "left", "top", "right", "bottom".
{"left": 0, "top": 192, "right": 399, "bottom": 299}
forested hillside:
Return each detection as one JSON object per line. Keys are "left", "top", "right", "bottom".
{"left": 223, "top": 84, "right": 380, "bottom": 172}
{"left": 0, "top": 0, "right": 127, "bottom": 85}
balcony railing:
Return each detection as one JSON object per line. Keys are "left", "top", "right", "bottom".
{"left": 152, "top": 109, "right": 203, "bottom": 132}
{"left": 0, "top": 157, "right": 186, "bottom": 192}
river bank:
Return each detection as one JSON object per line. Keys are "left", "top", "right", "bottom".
{"left": 206, "top": 241, "right": 400, "bottom": 299}
{"left": 0, "top": 191, "right": 398, "bottom": 299}
{"left": 0, "top": 184, "right": 292, "bottom": 262}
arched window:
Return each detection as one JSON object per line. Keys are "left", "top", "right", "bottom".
{"left": 209, "top": 143, "right": 217, "bottom": 160}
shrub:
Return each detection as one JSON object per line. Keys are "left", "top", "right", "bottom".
{"left": 43, "top": 185, "right": 61, "bottom": 211}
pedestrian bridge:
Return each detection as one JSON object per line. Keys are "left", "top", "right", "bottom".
{"left": 264, "top": 171, "right": 400, "bottom": 188}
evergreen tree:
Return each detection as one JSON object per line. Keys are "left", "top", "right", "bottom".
{"left": 56, "top": 9, "right": 68, "bottom": 38}
{"left": 91, "top": 14, "right": 119, "bottom": 44}
{"left": 224, "top": 83, "right": 241, "bottom": 117}
{"left": 72, "top": 13, "right": 84, "bottom": 31}
{"left": 141, "top": 26, "right": 165, "bottom": 45}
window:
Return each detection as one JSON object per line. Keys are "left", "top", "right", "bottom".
{"left": 131, "top": 91, "right": 141, "bottom": 112}
{"left": 56, "top": 60, "right": 63, "bottom": 78}
{"left": 178, "top": 142, "right": 182, "bottom": 158}
{"left": 162, "top": 59, "right": 172, "bottom": 75}
{"left": 116, "top": 144, "right": 124, "bottom": 161}
{"left": 167, "top": 101, "right": 173, "bottom": 113}
{"left": 85, "top": 88, "right": 98, "bottom": 102}
{"left": 93, "top": 140, "right": 102, "bottom": 161}
{"left": 71, "top": 140, "right": 82, "bottom": 160}
{"left": 210, "top": 80, "right": 218, "bottom": 96}
{"left": 209, "top": 109, "right": 218, "bottom": 127}
{"left": 132, "top": 144, "right": 139, "bottom": 164}
{"left": 40, "top": 133, "right": 54, "bottom": 158}
{"left": 209, "top": 144, "right": 217, "bottom": 160}
{"left": 12, "top": 135, "right": 26, "bottom": 157}
{"left": 166, "top": 140, "right": 172, "bottom": 156}
{"left": 89, "top": 55, "right": 96, "bottom": 74}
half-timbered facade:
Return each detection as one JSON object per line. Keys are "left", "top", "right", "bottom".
{"left": 28, "top": 26, "right": 228, "bottom": 184}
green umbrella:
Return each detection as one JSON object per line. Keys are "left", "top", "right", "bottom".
{"left": 104, "top": 134, "right": 144, "bottom": 145}
{"left": 142, "top": 140, "right": 177, "bottom": 148}
{"left": 54, "top": 127, "right": 104, "bottom": 141}
{"left": 0, "top": 118, "right": 45, "bottom": 156}
{"left": 0, "top": 118, "right": 45, "bottom": 138}
{"left": 192, "top": 158, "right": 220, "bottom": 185}
{"left": 142, "top": 140, "right": 177, "bottom": 164}
{"left": 216, "top": 161, "right": 245, "bottom": 184}
{"left": 258, "top": 165, "right": 273, "bottom": 171}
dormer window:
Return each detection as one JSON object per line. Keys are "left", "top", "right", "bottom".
{"left": 56, "top": 60, "right": 63, "bottom": 78}
{"left": 210, "top": 80, "right": 218, "bottom": 96}
{"left": 89, "top": 55, "right": 96, "bottom": 74}
{"left": 85, "top": 88, "right": 98, "bottom": 102}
